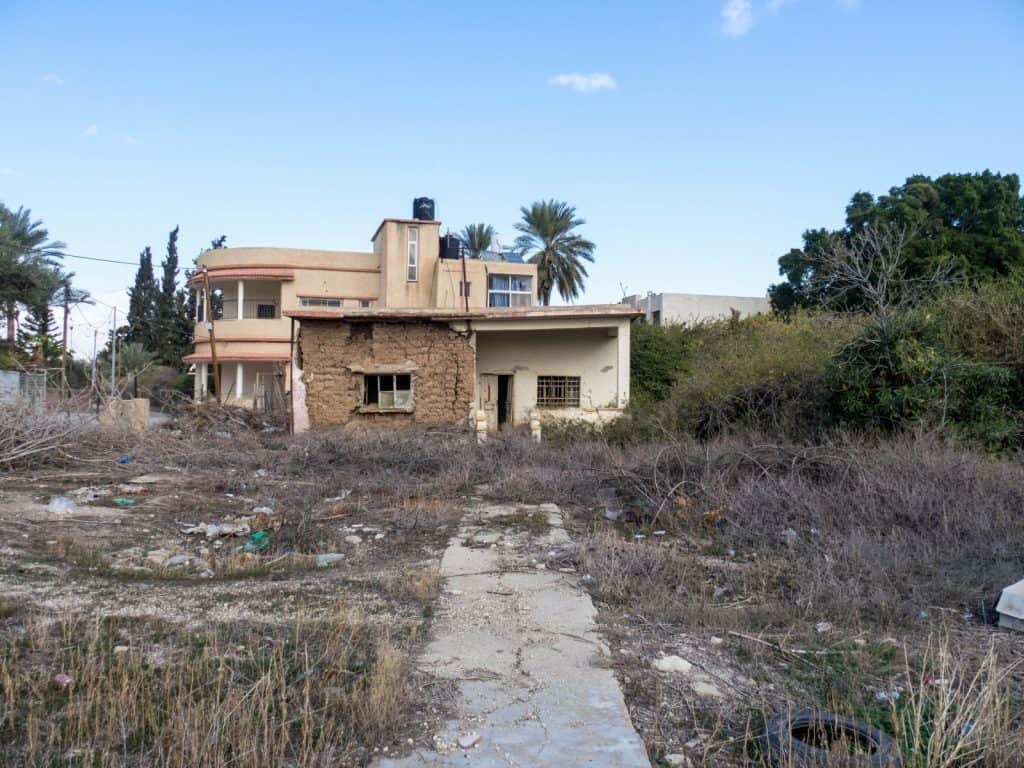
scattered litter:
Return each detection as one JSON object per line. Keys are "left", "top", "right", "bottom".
{"left": 252, "top": 506, "right": 273, "bottom": 516}
{"left": 52, "top": 673, "right": 73, "bottom": 689}
{"left": 653, "top": 655, "right": 693, "bottom": 674}
{"left": 996, "top": 578, "right": 1024, "bottom": 631}
{"left": 692, "top": 681, "right": 724, "bottom": 698}
{"left": 875, "top": 687, "right": 902, "bottom": 702}
{"left": 254, "top": 469, "right": 268, "bottom": 478}
{"left": 243, "top": 531, "right": 271, "bottom": 553}
{"left": 633, "top": 534, "right": 646, "bottom": 540}
{"left": 47, "top": 496, "right": 77, "bottom": 515}
{"left": 344, "top": 535, "right": 363, "bottom": 545}
{"left": 116, "top": 456, "right": 134, "bottom": 465}
{"left": 815, "top": 621, "right": 834, "bottom": 634}
{"left": 315, "top": 553, "right": 344, "bottom": 568}
{"left": 781, "top": 528, "right": 799, "bottom": 546}
{"left": 165, "top": 554, "right": 193, "bottom": 567}
{"left": 112, "top": 498, "right": 135, "bottom": 507}
{"left": 116, "top": 484, "right": 144, "bottom": 495}
{"left": 113, "top": 645, "right": 129, "bottom": 655}
{"left": 457, "top": 732, "right": 481, "bottom": 750}
{"left": 325, "top": 490, "right": 352, "bottom": 502}
{"left": 653, "top": 530, "right": 667, "bottom": 536}
{"left": 183, "top": 522, "right": 251, "bottom": 540}
{"left": 709, "top": 636, "right": 724, "bottom": 646}
{"left": 70, "top": 486, "right": 111, "bottom": 502}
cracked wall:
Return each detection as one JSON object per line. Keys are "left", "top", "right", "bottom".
{"left": 298, "top": 319, "right": 475, "bottom": 428}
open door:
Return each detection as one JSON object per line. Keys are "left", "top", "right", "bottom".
{"left": 479, "top": 374, "right": 498, "bottom": 432}
{"left": 498, "top": 374, "right": 513, "bottom": 429}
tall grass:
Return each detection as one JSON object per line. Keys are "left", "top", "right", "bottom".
{"left": 0, "top": 606, "right": 409, "bottom": 767}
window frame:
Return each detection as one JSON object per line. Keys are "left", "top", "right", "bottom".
{"left": 299, "top": 297, "right": 342, "bottom": 309}
{"left": 535, "top": 375, "right": 581, "bottom": 408}
{"left": 362, "top": 373, "right": 414, "bottom": 412}
{"left": 487, "top": 273, "right": 532, "bottom": 308}
{"left": 407, "top": 227, "right": 418, "bottom": 282}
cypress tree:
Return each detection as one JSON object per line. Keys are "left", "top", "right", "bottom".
{"left": 126, "top": 247, "right": 158, "bottom": 350}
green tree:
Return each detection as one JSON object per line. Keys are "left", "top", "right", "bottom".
{"left": 155, "top": 226, "right": 192, "bottom": 367}
{"left": 185, "top": 235, "right": 227, "bottom": 322}
{"left": 0, "top": 203, "right": 67, "bottom": 343}
{"left": 126, "top": 247, "right": 159, "bottom": 350}
{"left": 514, "top": 200, "right": 596, "bottom": 305}
{"left": 770, "top": 171, "right": 1024, "bottom": 313}
{"left": 459, "top": 223, "right": 494, "bottom": 259}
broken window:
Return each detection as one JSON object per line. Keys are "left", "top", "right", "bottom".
{"left": 363, "top": 374, "right": 413, "bottom": 410}
{"left": 536, "top": 376, "right": 580, "bottom": 408}
{"left": 487, "top": 274, "right": 532, "bottom": 308}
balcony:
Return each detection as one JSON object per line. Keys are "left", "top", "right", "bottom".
{"left": 213, "top": 299, "right": 280, "bottom": 320}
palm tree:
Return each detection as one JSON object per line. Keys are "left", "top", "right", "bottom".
{"left": 0, "top": 204, "right": 67, "bottom": 342}
{"left": 459, "top": 223, "right": 494, "bottom": 259}
{"left": 514, "top": 200, "right": 595, "bottom": 305}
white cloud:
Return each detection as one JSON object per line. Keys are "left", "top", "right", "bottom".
{"left": 82, "top": 124, "right": 98, "bottom": 137}
{"left": 721, "top": 0, "right": 754, "bottom": 37}
{"left": 549, "top": 72, "right": 617, "bottom": 93}
{"left": 42, "top": 73, "right": 64, "bottom": 85}
{"left": 767, "top": 0, "right": 797, "bottom": 12}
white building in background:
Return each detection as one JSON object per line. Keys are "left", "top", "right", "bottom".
{"left": 622, "top": 292, "right": 770, "bottom": 326}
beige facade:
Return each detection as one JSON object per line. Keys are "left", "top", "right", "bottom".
{"left": 186, "top": 203, "right": 640, "bottom": 426}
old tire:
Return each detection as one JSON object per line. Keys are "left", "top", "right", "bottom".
{"left": 760, "top": 710, "right": 902, "bottom": 767}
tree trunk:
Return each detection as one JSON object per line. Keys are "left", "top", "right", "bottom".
{"left": 5, "top": 302, "right": 15, "bottom": 343}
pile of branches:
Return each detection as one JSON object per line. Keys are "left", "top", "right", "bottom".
{"left": 0, "top": 406, "right": 90, "bottom": 469}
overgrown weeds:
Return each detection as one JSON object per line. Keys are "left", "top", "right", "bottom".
{"left": 0, "top": 606, "right": 411, "bottom": 767}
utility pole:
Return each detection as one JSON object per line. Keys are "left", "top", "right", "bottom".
{"left": 61, "top": 283, "right": 70, "bottom": 395}
{"left": 110, "top": 307, "right": 117, "bottom": 398}
{"left": 202, "top": 266, "right": 221, "bottom": 404}
{"left": 90, "top": 330, "right": 98, "bottom": 413}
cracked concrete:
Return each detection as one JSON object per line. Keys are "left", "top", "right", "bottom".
{"left": 377, "top": 502, "right": 650, "bottom": 768}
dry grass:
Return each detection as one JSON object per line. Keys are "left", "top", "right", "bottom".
{"left": 0, "top": 604, "right": 412, "bottom": 767}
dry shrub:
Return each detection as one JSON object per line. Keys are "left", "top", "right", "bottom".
{"left": 382, "top": 569, "right": 442, "bottom": 608}
{"left": 0, "top": 606, "right": 410, "bottom": 767}
{"left": 593, "top": 432, "right": 1024, "bottom": 628}
{"left": 0, "top": 405, "right": 94, "bottom": 469}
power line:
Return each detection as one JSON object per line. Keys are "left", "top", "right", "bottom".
{"left": 65, "top": 253, "right": 138, "bottom": 266}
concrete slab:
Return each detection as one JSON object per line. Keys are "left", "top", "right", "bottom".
{"left": 377, "top": 503, "right": 650, "bottom": 768}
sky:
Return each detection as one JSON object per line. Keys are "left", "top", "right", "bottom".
{"left": 2, "top": 1, "right": 1022, "bottom": 355}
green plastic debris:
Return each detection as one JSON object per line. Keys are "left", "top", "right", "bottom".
{"left": 112, "top": 498, "right": 135, "bottom": 507}
{"left": 243, "top": 530, "right": 270, "bottom": 552}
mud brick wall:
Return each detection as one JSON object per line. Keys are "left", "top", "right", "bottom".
{"left": 298, "top": 319, "right": 475, "bottom": 427}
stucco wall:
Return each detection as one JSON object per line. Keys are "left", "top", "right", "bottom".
{"left": 434, "top": 259, "right": 537, "bottom": 310}
{"left": 298, "top": 319, "right": 474, "bottom": 428}
{"left": 624, "top": 292, "right": 769, "bottom": 325}
{"left": 474, "top": 325, "right": 628, "bottom": 425}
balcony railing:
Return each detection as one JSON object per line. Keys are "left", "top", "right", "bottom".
{"left": 205, "top": 299, "right": 280, "bottom": 321}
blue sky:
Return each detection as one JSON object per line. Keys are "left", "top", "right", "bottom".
{"left": 2, "top": 0, "right": 1022, "bottom": 323}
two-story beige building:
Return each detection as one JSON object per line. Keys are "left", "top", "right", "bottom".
{"left": 185, "top": 200, "right": 638, "bottom": 432}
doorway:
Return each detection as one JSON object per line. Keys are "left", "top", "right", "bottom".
{"left": 497, "top": 375, "right": 513, "bottom": 429}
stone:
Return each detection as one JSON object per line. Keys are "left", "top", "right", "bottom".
{"left": 538, "top": 503, "right": 560, "bottom": 514}
{"left": 113, "top": 645, "right": 129, "bottom": 654}
{"left": 653, "top": 655, "right": 693, "bottom": 674}
{"left": 166, "top": 554, "right": 193, "bottom": 567}
{"left": 144, "top": 548, "right": 174, "bottom": 566}
{"left": 709, "top": 636, "right": 724, "bottom": 646}
{"left": 815, "top": 621, "right": 834, "bottom": 634}
{"left": 664, "top": 754, "right": 692, "bottom": 767}
{"left": 457, "top": 732, "right": 481, "bottom": 750}
{"left": 315, "top": 553, "right": 344, "bottom": 568}
{"left": 781, "top": 528, "right": 799, "bottom": 546}
{"left": 691, "top": 681, "right": 724, "bottom": 698}
{"left": 344, "top": 535, "right": 363, "bottom": 545}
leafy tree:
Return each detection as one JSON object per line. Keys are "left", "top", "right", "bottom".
{"left": 17, "top": 299, "right": 61, "bottom": 364}
{"left": 770, "top": 171, "right": 1024, "bottom": 313}
{"left": 514, "top": 200, "right": 595, "bottom": 305}
{"left": 460, "top": 223, "right": 494, "bottom": 259}
{"left": 0, "top": 203, "right": 67, "bottom": 343}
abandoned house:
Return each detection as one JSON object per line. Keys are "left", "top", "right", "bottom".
{"left": 184, "top": 198, "right": 639, "bottom": 432}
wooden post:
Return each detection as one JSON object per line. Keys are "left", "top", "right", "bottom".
{"left": 61, "top": 283, "right": 70, "bottom": 396}
{"left": 202, "top": 267, "right": 221, "bottom": 404}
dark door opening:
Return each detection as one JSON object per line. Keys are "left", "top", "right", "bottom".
{"left": 497, "top": 374, "right": 513, "bottom": 429}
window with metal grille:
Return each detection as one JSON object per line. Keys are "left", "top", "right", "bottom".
{"left": 255, "top": 303, "right": 277, "bottom": 319}
{"left": 363, "top": 373, "right": 413, "bottom": 410}
{"left": 536, "top": 376, "right": 580, "bottom": 408}
{"left": 359, "top": 299, "right": 373, "bottom": 308}
{"left": 300, "top": 297, "right": 342, "bottom": 309}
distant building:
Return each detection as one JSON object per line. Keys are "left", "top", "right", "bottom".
{"left": 621, "top": 292, "right": 770, "bottom": 326}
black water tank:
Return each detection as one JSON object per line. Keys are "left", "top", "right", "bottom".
{"left": 413, "top": 197, "right": 436, "bottom": 220}
{"left": 439, "top": 234, "right": 462, "bottom": 260}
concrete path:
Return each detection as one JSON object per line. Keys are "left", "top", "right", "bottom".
{"left": 378, "top": 501, "right": 650, "bottom": 768}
